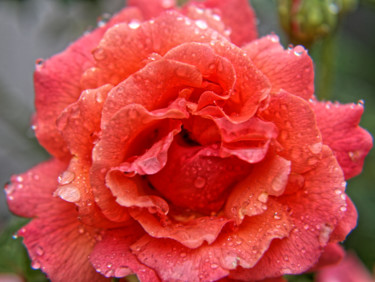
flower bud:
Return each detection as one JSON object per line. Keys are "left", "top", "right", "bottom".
{"left": 278, "top": 0, "right": 342, "bottom": 45}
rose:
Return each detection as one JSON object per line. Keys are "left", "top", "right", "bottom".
{"left": 5, "top": 0, "right": 372, "bottom": 281}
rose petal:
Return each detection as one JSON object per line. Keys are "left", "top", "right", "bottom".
{"left": 225, "top": 154, "right": 291, "bottom": 224}
{"left": 243, "top": 35, "right": 314, "bottom": 100}
{"left": 316, "top": 253, "right": 374, "bottom": 282}
{"left": 33, "top": 7, "right": 143, "bottom": 159}
{"left": 148, "top": 137, "right": 252, "bottom": 214}
{"left": 101, "top": 59, "right": 201, "bottom": 124}
{"left": 311, "top": 100, "right": 373, "bottom": 179}
{"left": 56, "top": 84, "right": 112, "bottom": 161}
{"left": 91, "top": 101, "right": 187, "bottom": 222}
{"left": 200, "top": 0, "right": 258, "bottom": 46}
{"left": 259, "top": 90, "right": 323, "bottom": 173}
{"left": 229, "top": 146, "right": 349, "bottom": 280}
{"left": 128, "top": 0, "right": 176, "bottom": 19}
{"left": 89, "top": 225, "right": 160, "bottom": 280}
{"left": 330, "top": 197, "right": 358, "bottom": 243}
{"left": 131, "top": 201, "right": 291, "bottom": 280}
{"left": 17, "top": 198, "right": 106, "bottom": 281}
{"left": 6, "top": 159, "right": 67, "bottom": 218}
{"left": 310, "top": 243, "right": 345, "bottom": 271}
{"left": 130, "top": 209, "right": 232, "bottom": 248}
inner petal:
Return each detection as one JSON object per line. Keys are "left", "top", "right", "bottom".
{"left": 147, "top": 135, "right": 252, "bottom": 214}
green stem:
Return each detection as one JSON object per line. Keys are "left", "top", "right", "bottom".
{"left": 316, "top": 34, "right": 337, "bottom": 100}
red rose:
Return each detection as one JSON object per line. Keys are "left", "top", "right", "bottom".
{"left": 5, "top": 0, "right": 372, "bottom": 281}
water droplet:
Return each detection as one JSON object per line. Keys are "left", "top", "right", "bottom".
{"left": 340, "top": 206, "right": 347, "bottom": 212}
{"left": 274, "top": 212, "right": 281, "bottom": 220}
{"left": 348, "top": 151, "right": 360, "bottom": 162}
{"left": 58, "top": 171, "right": 75, "bottom": 185}
{"left": 12, "top": 233, "right": 18, "bottom": 239}
{"left": 210, "top": 263, "right": 219, "bottom": 269}
{"left": 180, "top": 252, "right": 187, "bottom": 258}
{"left": 358, "top": 99, "right": 364, "bottom": 106}
{"left": 128, "top": 20, "right": 141, "bottom": 29}
{"left": 115, "top": 266, "right": 130, "bottom": 278}
{"left": 195, "top": 20, "right": 208, "bottom": 29}
{"left": 194, "top": 176, "right": 206, "bottom": 189}
{"left": 258, "top": 192, "right": 268, "bottom": 203}
{"left": 319, "top": 224, "right": 333, "bottom": 245}
{"left": 97, "top": 13, "right": 111, "bottom": 27}
{"left": 96, "top": 92, "right": 104, "bottom": 103}
{"left": 31, "top": 260, "right": 41, "bottom": 270}
{"left": 293, "top": 45, "right": 305, "bottom": 56}
{"left": 304, "top": 224, "right": 309, "bottom": 230}
{"left": 56, "top": 185, "right": 81, "bottom": 202}
{"left": 93, "top": 48, "right": 106, "bottom": 61}
{"left": 212, "top": 14, "right": 221, "bottom": 21}
{"left": 78, "top": 226, "right": 85, "bottom": 234}
{"left": 5, "top": 183, "right": 15, "bottom": 195}
{"left": 36, "top": 246, "right": 44, "bottom": 256}
{"left": 309, "top": 142, "right": 322, "bottom": 154}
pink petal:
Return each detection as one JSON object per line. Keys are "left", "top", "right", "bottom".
{"left": 33, "top": 7, "right": 143, "bottom": 159}
{"left": 148, "top": 137, "right": 252, "bottom": 214}
{"left": 311, "top": 100, "right": 373, "bottom": 179}
{"left": 128, "top": 0, "right": 176, "bottom": 19}
{"left": 310, "top": 243, "right": 345, "bottom": 271}
{"left": 259, "top": 90, "right": 323, "bottom": 173}
{"left": 91, "top": 101, "right": 187, "bottom": 222}
{"left": 131, "top": 201, "right": 291, "bottom": 280}
{"left": 130, "top": 209, "right": 232, "bottom": 248}
{"left": 200, "top": 0, "right": 258, "bottom": 46}
{"left": 229, "top": 147, "right": 349, "bottom": 280}
{"left": 243, "top": 35, "right": 314, "bottom": 100}
{"left": 6, "top": 159, "right": 67, "bottom": 218}
{"left": 316, "top": 253, "right": 374, "bottom": 282}
{"left": 225, "top": 154, "right": 291, "bottom": 224}
{"left": 89, "top": 225, "right": 160, "bottom": 281}
{"left": 16, "top": 192, "right": 107, "bottom": 281}
{"left": 56, "top": 84, "right": 112, "bottom": 161}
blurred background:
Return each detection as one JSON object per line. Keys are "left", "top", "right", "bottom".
{"left": 0, "top": 0, "right": 374, "bottom": 281}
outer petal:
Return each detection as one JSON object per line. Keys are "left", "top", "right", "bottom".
{"left": 316, "top": 253, "right": 374, "bottom": 282}
{"left": 243, "top": 35, "right": 314, "bottom": 100}
{"left": 128, "top": 0, "right": 176, "bottom": 19}
{"left": 229, "top": 147, "right": 349, "bottom": 280}
{"left": 33, "top": 7, "right": 143, "bottom": 159}
{"left": 90, "top": 225, "right": 160, "bottom": 281}
{"left": 259, "top": 90, "right": 323, "bottom": 173}
{"left": 200, "top": 0, "right": 258, "bottom": 46}
{"left": 311, "top": 100, "right": 373, "bottom": 179}
{"left": 6, "top": 159, "right": 106, "bottom": 281}
{"left": 225, "top": 154, "right": 291, "bottom": 224}
{"left": 310, "top": 243, "right": 345, "bottom": 271}
{"left": 131, "top": 201, "right": 291, "bottom": 281}
{"left": 56, "top": 84, "right": 112, "bottom": 161}
{"left": 5, "top": 159, "right": 67, "bottom": 218}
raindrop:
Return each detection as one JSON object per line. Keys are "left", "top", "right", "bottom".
{"left": 194, "top": 176, "right": 206, "bottom": 189}
{"left": 93, "top": 48, "right": 106, "bottom": 61}
{"left": 36, "top": 246, "right": 44, "bottom": 256}
{"left": 334, "top": 189, "right": 342, "bottom": 195}
{"left": 358, "top": 99, "right": 364, "bottom": 106}
{"left": 195, "top": 20, "right": 208, "bottom": 29}
{"left": 12, "top": 233, "right": 18, "bottom": 239}
{"left": 308, "top": 142, "right": 322, "bottom": 154}
{"left": 303, "top": 224, "right": 309, "bottom": 230}
{"left": 115, "top": 266, "right": 130, "bottom": 278}
{"left": 5, "top": 183, "right": 15, "bottom": 195}
{"left": 97, "top": 13, "right": 111, "bottom": 27}
{"left": 78, "top": 226, "right": 85, "bottom": 234}
{"left": 128, "top": 20, "right": 141, "bottom": 30}
{"left": 293, "top": 45, "right": 305, "bottom": 56}
{"left": 258, "top": 192, "right": 268, "bottom": 203}
{"left": 180, "top": 252, "right": 187, "bottom": 258}
{"left": 340, "top": 206, "right": 347, "bottom": 212}
{"left": 212, "top": 14, "right": 221, "bottom": 21}
{"left": 210, "top": 263, "right": 219, "bottom": 269}
{"left": 56, "top": 185, "right": 81, "bottom": 203}
{"left": 31, "top": 260, "right": 41, "bottom": 270}
{"left": 273, "top": 212, "right": 281, "bottom": 220}
{"left": 58, "top": 171, "right": 75, "bottom": 185}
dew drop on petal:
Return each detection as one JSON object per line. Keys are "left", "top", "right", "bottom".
{"left": 93, "top": 48, "right": 106, "bottom": 61}
{"left": 35, "top": 246, "right": 44, "bottom": 256}
{"left": 258, "top": 192, "right": 268, "bottom": 203}
{"left": 31, "top": 260, "right": 41, "bottom": 270}
{"left": 308, "top": 142, "right": 322, "bottom": 154}
{"left": 210, "top": 263, "right": 219, "bottom": 269}
{"left": 195, "top": 20, "right": 208, "bottom": 29}
{"left": 115, "top": 266, "right": 130, "bottom": 278}
{"left": 56, "top": 185, "right": 81, "bottom": 202}
{"left": 58, "top": 171, "right": 75, "bottom": 185}
{"left": 194, "top": 176, "right": 206, "bottom": 189}
{"left": 128, "top": 20, "right": 141, "bottom": 29}
{"left": 293, "top": 45, "right": 305, "bottom": 56}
